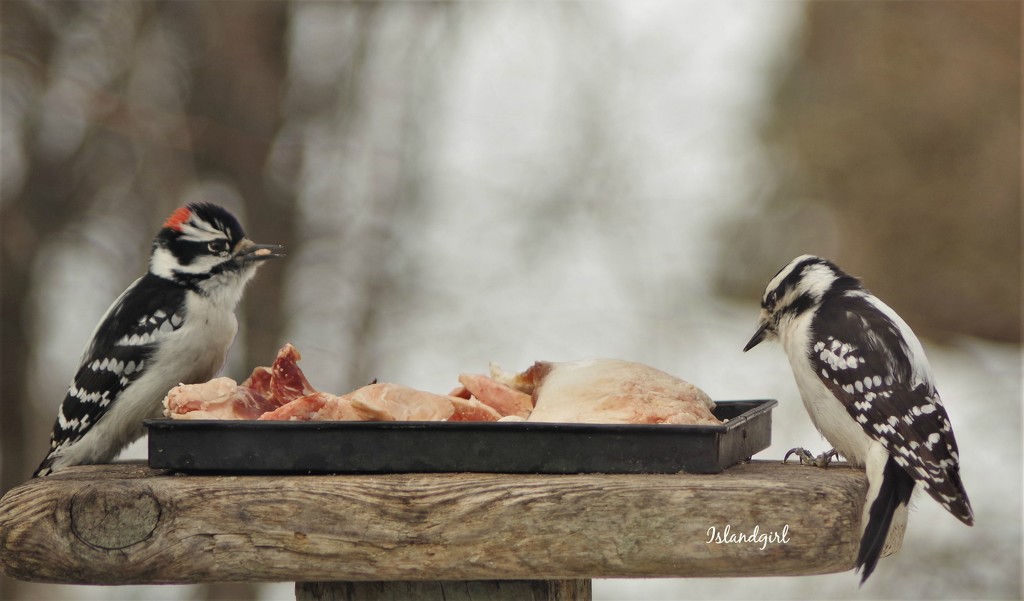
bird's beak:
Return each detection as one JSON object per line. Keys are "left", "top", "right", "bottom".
{"left": 233, "top": 239, "right": 285, "bottom": 266}
{"left": 743, "top": 319, "right": 771, "bottom": 352}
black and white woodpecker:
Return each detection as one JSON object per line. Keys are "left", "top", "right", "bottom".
{"left": 34, "top": 203, "right": 283, "bottom": 477}
{"left": 743, "top": 255, "right": 973, "bottom": 583}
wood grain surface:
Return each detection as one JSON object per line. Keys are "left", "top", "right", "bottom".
{"left": 294, "top": 580, "right": 592, "bottom": 601}
{"left": 0, "top": 461, "right": 894, "bottom": 584}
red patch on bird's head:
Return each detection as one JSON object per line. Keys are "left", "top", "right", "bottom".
{"left": 163, "top": 206, "right": 192, "bottom": 231}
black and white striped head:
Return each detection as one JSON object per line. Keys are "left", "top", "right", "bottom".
{"left": 744, "top": 255, "right": 860, "bottom": 351}
{"left": 150, "top": 203, "right": 283, "bottom": 292}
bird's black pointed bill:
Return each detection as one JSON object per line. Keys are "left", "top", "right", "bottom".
{"left": 743, "top": 321, "right": 770, "bottom": 352}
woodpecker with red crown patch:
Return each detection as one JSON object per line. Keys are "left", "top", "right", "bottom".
{"left": 34, "top": 203, "right": 283, "bottom": 477}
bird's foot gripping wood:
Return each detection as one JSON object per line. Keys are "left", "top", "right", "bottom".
{"left": 783, "top": 447, "right": 839, "bottom": 468}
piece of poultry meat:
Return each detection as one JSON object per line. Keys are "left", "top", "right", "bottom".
{"left": 164, "top": 344, "right": 718, "bottom": 426}
{"left": 493, "top": 358, "right": 720, "bottom": 425}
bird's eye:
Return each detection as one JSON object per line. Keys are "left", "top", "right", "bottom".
{"left": 207, "top": 241, "right": 230, "bottom": 255}
{"left": 766, "top": 290, "right": 778, "bottom": 307}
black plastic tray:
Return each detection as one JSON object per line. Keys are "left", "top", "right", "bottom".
{"left": 145, "top": 399, "right": 776, "bottom": 475}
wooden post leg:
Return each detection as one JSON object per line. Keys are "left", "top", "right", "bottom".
{"left": 295, "top": 580, "right": 592, "bottom": 601}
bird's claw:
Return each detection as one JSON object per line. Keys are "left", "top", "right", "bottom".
{"left": 783, "top": 447, "right": 839, "bottom": 468}
{"left": 783, "top": 447, "right": 813, "bottom": 465}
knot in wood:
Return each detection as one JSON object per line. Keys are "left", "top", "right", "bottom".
{"left": 69, "top": 482, "right": 161, "bottom": 550}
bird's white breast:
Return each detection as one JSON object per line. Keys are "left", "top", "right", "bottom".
{"left": 780, "top": 310, "right": 875, "bottom": 467}
{"left": 159, "top": 291, "right": 238, "bottom": 384}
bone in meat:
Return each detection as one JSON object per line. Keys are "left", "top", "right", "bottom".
{"left": 270, "top": 343, "right": 316, "bottom": 403}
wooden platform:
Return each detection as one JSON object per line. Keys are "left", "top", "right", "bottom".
{"left": 0, "top": 461, "right": 895, "bottom": 598}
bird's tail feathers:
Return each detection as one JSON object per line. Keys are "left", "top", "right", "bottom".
{"left": 856, "top": 456, "right": 915, "bottom": 585}
{"left": 920, "top": 466, "right": 974, "bottom": 526}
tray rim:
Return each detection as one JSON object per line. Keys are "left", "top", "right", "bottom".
{"left": 146, "top": 399, "right": 777, "bottom": 474}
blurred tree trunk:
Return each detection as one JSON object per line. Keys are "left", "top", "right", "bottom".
{"left": 183, "top": 2, "right": 294, "bottom": 377}
{"left": 178, "top": 4, "right": 292, "bottom": 600}
{"left": 716, "top": 1, "right": 1021, "bottom": 343}
{"left": 2, "top": 3, "right": 294, "bottom": 600}
{"left": 1, "top": 4, "right": 84, "bottom": 600}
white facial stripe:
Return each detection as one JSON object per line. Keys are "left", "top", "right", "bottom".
{"left": 172, "top": 253, "right": 228, "bottom": 275}
{"left": 764, "top": 254, "right": 818, "bottom": 301}
{"left": 150, "top": 242, "right": 232, "bottom": 278}
{"left": 178, "top": 216, "right": 228, "bottom": 243}
{"left": 150, "top": 246, "right": 177, "bottom": 279}
{"left": 763, "top": 255, "right": 836, "bottom": 308}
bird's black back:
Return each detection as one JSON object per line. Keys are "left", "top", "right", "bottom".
{"left": 35, "top": 274, "right": 189, "bottom": 475}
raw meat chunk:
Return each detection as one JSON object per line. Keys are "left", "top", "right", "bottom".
{"left": 241, "top": 366, "right": 273, "bottom": 398}
{"left": 489, "top": 361, "right": 552, "bottom": 395}
{"left": 164, "top": 342, "right": 718, "bottom": 427}
{"left": 312, "top": 394, "right": 367, "bottom": 421}
{"left": 258, "top": 384, "right": 454, "bottom": 422}
{"left": 164, "top": 377, "right": 277, "bottom": 420}
{"left": 258, "top": 392, "right": 336, "bottom": 421}
{"left": 457, "top": 374, "right": 533, "bottom": 418}
{"left": 270, "top": 343, "right": 316, "bottom": 403}
{"left": 164, "top": 343, "right": 457, "bottom": 422}
{"left": 165, "top": 343, "right": 318, "bottom": 420}
{"left": 448, "top": 385, "right": 471, "bottom": 399}
{"left": 346, "top": 384, "right": 455, "bottom": 421}
{"left": 524, "top": 358, "right": 719, "bottom": 425}
{"left": 449, "top": 396, "right": 503, "bottom": 422}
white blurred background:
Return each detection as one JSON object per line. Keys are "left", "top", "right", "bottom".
{"left": 2, "top": 2, "right": 1019, "bottom": 600}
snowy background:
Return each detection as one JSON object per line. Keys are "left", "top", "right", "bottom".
{"left": 3, "top": 2, "right": 1020, "bottom": 600}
